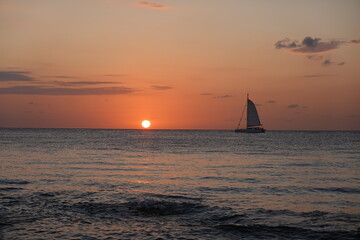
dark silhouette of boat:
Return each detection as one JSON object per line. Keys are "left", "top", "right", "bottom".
{"left": 235, "top": 94, "right": 265, "bottom": 133}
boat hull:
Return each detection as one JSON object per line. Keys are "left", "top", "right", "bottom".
{"left": 235, "top": 128, "right": 265, "bottom": 133}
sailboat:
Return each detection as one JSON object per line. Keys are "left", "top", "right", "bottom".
{"left": 235, "top": 94, "right": 265, "bottom": 133}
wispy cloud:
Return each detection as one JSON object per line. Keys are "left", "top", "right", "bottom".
{"left": 53, "top": 81, "right": 122, "bottom": 86}
{"left": 286, "top": 104, "right": 308, "bottom": 109}
{"left": 322, "top": 59, "right": 345, "bottom": 67}
{"left": 322, "top": 59, "right": 333, "bottom": 66}
{"left": 101, "top": 74, "right": 125, "bottom": 77}
{"left": 151, "top": 85, "right": 172, "bottom": 90}
{"left": 137, "top": 1, "right": 169, "bottom": 9}
{"left": 306, "top": 55, "right": 345, "bottom": 67}
{"left": 307, "top": 55, "right": 323, "bottom": 61}
{"left": 0, "top": 86, "right": 135, "bottom": 95}
{"left": 275, "top": 36, "right": 344, "bottom": 53}
{"left": 200, "top": 93, "right": 213, "bottom": 96}
{"left": 351, "top": 39, "right": 360, "bottom": 44}
{"left": 0, "top": 71, "right": 34, "bottom": 82}
{"left": 287, "top": 104, "right": 299, "bottom": 109}
{"left": 214, "top": 95, "right": 232, "bottom": 99}
{"left": 267, "top": 100, "right": 276, "bottom": 104}
{"left": 0, "top": 69, "right": 133, "bottom": 95}
{"left": 47, "top": 75, "right": 76, "bottom": 79}
{"left": 48, "top": 74, "right": 126, "bottom": 79}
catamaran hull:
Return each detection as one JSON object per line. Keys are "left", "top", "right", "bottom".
{"left": 235, "top": 128, "right": 265, "bottom": 133}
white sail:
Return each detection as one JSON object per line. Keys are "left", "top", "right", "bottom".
{"left": 247, "top": 99, "right": 261, "bottom": 127}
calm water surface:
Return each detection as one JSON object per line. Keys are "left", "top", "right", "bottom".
{"left": 0, "top": 129, "right": 359, "bottom": 239}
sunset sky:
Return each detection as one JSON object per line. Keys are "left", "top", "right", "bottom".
{"left": 1, "top": 0, "right": 359, "bottom": 130}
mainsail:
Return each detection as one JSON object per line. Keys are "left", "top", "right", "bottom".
{"left": 247, "top": 99, "right": 261, "bottom": 127}
{"left": 235, "top": 94, "right": 265, "bottom": 133}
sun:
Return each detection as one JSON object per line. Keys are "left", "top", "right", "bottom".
{"left": 141, "top": 120, "right": 151, "bottom": 128}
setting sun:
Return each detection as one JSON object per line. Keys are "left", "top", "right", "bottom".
{"left": 141, "top": 120, "right": 151, "bottom": 128}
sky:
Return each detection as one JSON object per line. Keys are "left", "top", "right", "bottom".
{"left": 0, "top": 0, "right": 359, "bottom": 130}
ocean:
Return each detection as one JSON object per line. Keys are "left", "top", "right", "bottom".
{"left": 0, "top": 128, "right": 359, "bottom": 239}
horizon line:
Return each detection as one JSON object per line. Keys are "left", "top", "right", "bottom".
{"left": 0, "top": 127, "right": 359, "bottom": 132}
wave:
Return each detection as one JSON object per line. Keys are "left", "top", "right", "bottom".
{"left": 143, "top": 192, "right": 203, "bottom": 201}
{"left": 1, "top": 189, "right": 359, "bottom": 239}
{"left": 65, "top": 195, "right": 206, "bottom": 218}
{"left": 311, "top": 187, "right": 360, "bottom": 194}
{"left": 0, "top": 187, "right": 23, "bottom": 191}
{"left": 0, "top": 179, "right": 31, "bottom": 185}
{"left": 128, "top": 199, "right": 206, "bottom": 216}
{"left": 215, "top": 224, "right": 359, "bottom": 240}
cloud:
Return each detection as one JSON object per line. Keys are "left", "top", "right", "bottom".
{"left": 267, "top": 100, "right": 276, "bottom": 104}
{"left": 275, "top": 36, "right": 344, "bottom": 53}
{"left": 0, "top": 86, "right": 135, "bottom": 95}
{"left": 47, "top": 75, "right": 76, "bottom": 79}
{"left": 322, "top": 59, "right": 333, "bottom": 66}
{"left": 53, "top": 81, "right": 122, "bottom": 86}
{"left": 351, "top": 39, "right": 360, "bottom": 44}
{"left": 275, "top": 38, "right": 349, "bottom": 67}
{"left": 200, "top": 93, "right": 213, "bottom": 96}
{"left": 0, "top": 71, "right": 34, "bottom": 82}
{"left": 101, "top": 74, "right": 125, "bottom": 77}
{"left": 137, "top": 1, "right": 169, "bottom": 9}
{"left": 151, "top": 85, "right": 172, "bottom": 90}
{"left": 214, "top": 95, "right": 232, "bottom": 99}
{"left": 307, "top": 55, "right": 323, "bottom": 61}
{"left": 275, "top": 38, "right": 300, "bottom": 49}
{"left": 48, "top": 73, "right": 126, "bottom": 80}
{"left": 306, "top": 55, "right": 345, "bottom": 67}
{"left": 295, "top": 37, "right": 343, "bottom": 53}
{"left": 322, "top": 59, "right": 345, "bottom": 67}
{"left": 287, "top": 104, "right": 299, "bottom": 109}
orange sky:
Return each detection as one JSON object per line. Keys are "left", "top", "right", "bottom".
{"left": 0, "top": 0, "right": 359, "bottom": 130}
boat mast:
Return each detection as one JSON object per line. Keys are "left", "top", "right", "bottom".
{"left": 246, "top": 93, "right": 249, "bottom": 129}
{"left": 236, "top": 94, "right": 247, "bottom": 129}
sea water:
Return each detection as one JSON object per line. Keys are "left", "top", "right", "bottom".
{"left": 0, "top": 128, "right": 359, "bottom": 239}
